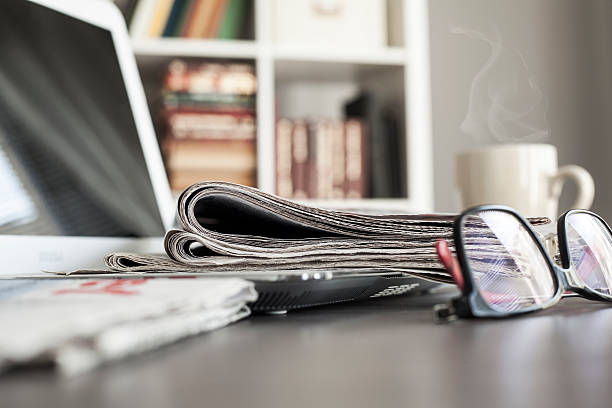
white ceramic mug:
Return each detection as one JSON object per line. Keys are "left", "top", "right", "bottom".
{"left": 456, "top": 144, "right": 595, "bottom": 220}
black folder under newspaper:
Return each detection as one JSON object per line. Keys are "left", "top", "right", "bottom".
{"left": 102, "top": 182, "right": 550, "bottom": 283}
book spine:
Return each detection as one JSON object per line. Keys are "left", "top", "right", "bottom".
{"left": 180, "top": 0, "right": 203, "bottom": 37}
{"left": 174, "top": 0, "right": 196, "bottom": 36}
{"left": 163, "top": 92, "right": 255, "bottom": 112}
{"left": 129, "top": 0, "right": 159, "bottom": 39}
{"left": 166, "top": 126, "right": 254, "bottom": 141}
{"left": 291, "top": 120, "right": 309, "bottom": 199}
{"left": 162, "top": 0, "right": 187, "bottom": 37}
{"left": 330, "top": 119, "right": 345, "bottom": 199}
{"left": 165, "top": 112, "right": 255, "bottom": 140}
{"left": 314, "top": 120, "right": 333, "bottom": 199}
{"left": 206, "top": 0, "right": 228, "bottom": 38}
{"left": 164, "top": 61, "right": 256, "bottom": 95}
{"left": 164, "top": 59, "right": 190, "bottom": 93}
{"left": 163, "top": 138, "right": 256, "bottom": 170}
{"left": 381, "top": 107, "right": 402, "bottom": 197}
{"left": 345, "top": 120, "right": 367, "bottom": 198}
{"left": 306, "top": 120, "right": 317, "bottom": 199}
{"left": 148, "top": 0, "right": 175, "bottom": 38}
{"left": 275, "top": 119, "right": 293, "bottom": 198}
{"left": 188, "top": 0, "right": 216, "bottom": 38}
{"left": 169, "top": 169, "right": 256, "bottom": 191}
{"left": 217, "top": 0, "right": 247, "bottom": 39}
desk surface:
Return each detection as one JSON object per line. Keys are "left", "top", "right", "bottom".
{"left": 2, "top": 292, "right": 612, "bottom": 408}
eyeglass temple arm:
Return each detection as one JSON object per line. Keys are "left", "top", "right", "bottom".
{"left": 435, "top": 237, "right": 573, "bottom": 304}
{"left": 432, "top": 240, "right": 465, "bottom": 322}
{"left": 433, "top": 240, "right": 526, "bottom": 314}
{"left": 435, "top": 240, "right": 464, "bottom": 290}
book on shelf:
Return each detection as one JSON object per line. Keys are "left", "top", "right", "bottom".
{"left": 275, "top": 119, "right": 293, "bottom": 198}
{"left": 165, "top": 60, "right": 256, "bottom": 94}
{"left": 162, "top": 138, "right": 256, "bottom": 191}
{"left": 163, "top": 92, "right": 255, "bottom": 112}
{"left": 164, "top": 111, "right": 255, "bottom": 140}
{"left": 130, "top": 0, "right": 251, "bottom": 40}
{"left": 292, "top": 119, "right": 309, "bottom": 198}
{"left": 275, "top": 118, "right": 368, "bottom": 200}
{"left": 162, "top": 139, "right": 256, "bottom": 169}
{"left": 148, "top": 0, "right": 174, "bottom": 37}
{"left": 344, "top": 93, "right": 403, "bottom": 198}
{"left": 160, "top": 59, "right": 257, "bottom": 192}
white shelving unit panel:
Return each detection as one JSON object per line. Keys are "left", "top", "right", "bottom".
{"left": 131, "top": 0, "right": 433, "bottom": 213}
{"left": 271, "top": 45, "right": 407, "bottom": 66}
{"left": 133, "top": 38, "right": 407, "bottom": 65}
{"left": 404, "top": 0, "right": 433, "bottom": 212}
{"left": 132, "top": 38, "right": 258, "bottom": 58}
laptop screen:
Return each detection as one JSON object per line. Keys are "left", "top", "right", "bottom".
{"left": 0, "top": 0, "right": 166, "bottom": 237}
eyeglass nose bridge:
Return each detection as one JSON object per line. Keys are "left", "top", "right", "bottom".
{"left": 554, "top": 264, "right": 581, "bottom": 290}
{"left": 543, "top": 232, "right": 593, "bottom": 293}
{"left": 543, "top": 233, "right": 582, "bottom": 291}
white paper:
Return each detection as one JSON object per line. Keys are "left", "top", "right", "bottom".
{"left": 0, "top": 277, "right": 256, "bottom": 375}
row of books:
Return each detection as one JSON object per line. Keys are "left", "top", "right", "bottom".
{"left": 344, "top": 93, "right": 404, "bottom": 198}
{"left": 131, "top": 0, "right": 250, "bottom": 39}
{"left": 156, "top": 62, "right": 389, "bottom": 199}
{"left": 160, "top": 60, "right": 257, "bottom": 191}
{"left": 275, "top": 119, "right": 368, "bottom": 200}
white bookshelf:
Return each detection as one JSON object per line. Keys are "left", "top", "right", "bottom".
{"left": 132, "top": 39, "right": 406, "bottom": 65}
{"left": 132, "top": 38, "right": 259, "bottom": 58}
{"left": 132, "top": 0, "right": 433, "bottom": 212}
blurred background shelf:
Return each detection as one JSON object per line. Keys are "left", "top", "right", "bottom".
{"left": 114, "top": 0, "right": 612, "bottom": 222}
{"left": 129, "top": 0, "right": 433, "bottom": 212}
{"left": 133, "top": 38, "right": 407, "bottom": 66}
{"left": 132, "top": 38, "right": 258, "bottom": 58}
{"left": 271, "top": 45, "right": 407, "bottom": 66}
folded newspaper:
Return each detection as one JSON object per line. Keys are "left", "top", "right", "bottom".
{"left": 85, "top": 182, "right": 549, "bottom": 282}
{"left": 0, "top": 277, "right": 256, "bottom": 376}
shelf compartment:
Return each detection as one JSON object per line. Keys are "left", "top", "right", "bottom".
{"left": 274, "top": 58, "right": 406, "bottom": 85}
{"left": 274, "top": 65, "right": 406, "bottom": 200}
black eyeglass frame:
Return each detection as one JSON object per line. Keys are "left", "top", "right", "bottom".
{"left": 447, "top": 205, "right": 612, "bottom": 319}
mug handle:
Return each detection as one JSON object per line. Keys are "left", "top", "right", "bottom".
{"left": 551, "top": 165, "right": 595, "bottom": 210}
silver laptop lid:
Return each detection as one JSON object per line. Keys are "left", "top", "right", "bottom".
{"left": 0, "top": 0, "right": 174, "bottom": 237}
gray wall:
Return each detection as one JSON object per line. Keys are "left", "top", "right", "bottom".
{"left": 429, "top": 0, "right": 612, "bottom": 221}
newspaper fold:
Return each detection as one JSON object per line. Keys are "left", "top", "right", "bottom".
{"left": 100, "top": 182, "right": 550, "bottom": 281}
{"left": 0, "top": 277, "right": 256, "bottom": 376}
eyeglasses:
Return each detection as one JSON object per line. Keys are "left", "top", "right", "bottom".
{"left": 433, "top": 206, "right": 612, "bottom": 321}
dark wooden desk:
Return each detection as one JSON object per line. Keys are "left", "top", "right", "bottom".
{"left": 2, "top": 293, "right": 612, "bottom": 408}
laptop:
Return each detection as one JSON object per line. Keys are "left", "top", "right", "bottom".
{"left": 0, "top": 0, "right": 438, "bottom": 311}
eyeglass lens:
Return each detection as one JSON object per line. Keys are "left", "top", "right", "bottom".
{"left": 460, "top": 210, "right": 556, "bottom": 313}
{"left": 565, "top": 212, "right": 612, "bottom": 295}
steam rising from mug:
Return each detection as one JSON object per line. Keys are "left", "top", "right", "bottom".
{"left": 452, "top": 25, "right": 550, "bottom": 143}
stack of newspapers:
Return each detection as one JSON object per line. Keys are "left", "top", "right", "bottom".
{"left": 96, "top": 182, "right": 550, "bottom": 283}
